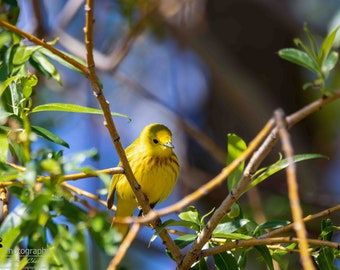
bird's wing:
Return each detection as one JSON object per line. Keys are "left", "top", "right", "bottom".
{"left": 107, "top": 173, "right": 120, "bottom": 209}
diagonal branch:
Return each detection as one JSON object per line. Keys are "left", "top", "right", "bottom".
{"left": 83, "top": 0, "right": 183, "bottom": 264}
{"left": 274, "top": 109, "right": 315, "bottom": 270}
{"left": 259, "top": 204, "right": 340, "bottom": 239}
{"left": 0, "top": 20, "right": 88, "bottom": 75}
{"left": 199, "top": 237, "right": 340, "bottom": 259}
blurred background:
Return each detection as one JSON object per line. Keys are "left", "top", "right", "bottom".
{"left": 15, "top": 0, "right": 340, "bottom": 268}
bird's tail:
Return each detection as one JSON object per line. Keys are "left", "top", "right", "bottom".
{"left": 113, "top": 196, "right": 136, "bottom": 238}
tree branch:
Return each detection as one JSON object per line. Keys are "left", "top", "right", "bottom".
{"left": 275, "top": 108, "right": 315, "bottom": 270}
{"left": 83, "top": 0, "right": 183, "bottom": 264}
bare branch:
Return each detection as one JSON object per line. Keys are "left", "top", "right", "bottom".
{"left": 200, "top": 237, "right": 340, "bottom": 259}
{"left": 275, "top": 108, "right": 315, "bottom": 270}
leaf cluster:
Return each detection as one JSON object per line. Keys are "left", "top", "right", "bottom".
{"left": 279, "top": 24, "right": 340, "bottom": 95}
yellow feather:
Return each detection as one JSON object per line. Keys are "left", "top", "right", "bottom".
{"left": 107, "top": 123, "right": 179, "bottom": 237}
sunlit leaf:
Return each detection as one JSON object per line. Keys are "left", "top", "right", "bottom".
{"left": 12, "top": 45, "right": 38, "bottom": 66}
{"left": 31, "top": 103, "right": 131, "bottom": 120}
{"left": 322, "top": 51, "right": 338, "bottom": 76}
{"left": 278, "top": 48, "right": 319, "bottom": 73}
{"left": 227, "top": 134, "right": 247, "bottom": 190}
{"left": 38, "top": 47, "right": 86, "bottom": 72}
{"left": 213, "top": 219, "right": 250, "bottom": 237}
{"left": 179, "top": 206, "right": 201, "bottom": 227}
{"left": 0, "top": 75, "right": 17, "bottom": 97}
{"left": 0, "top": 132, "right": 8, "bottom": 162}
{"left": 245, "top": 153, "right": 327, "bottom": 193}
{"left": 319, "top": 26, "right": 340, "bottom": 64}
{"left": 22, "top": 74, "right": 38, "bottom": 98}
{"left": 30, "top": 52, "right": 62, "bottom": 85}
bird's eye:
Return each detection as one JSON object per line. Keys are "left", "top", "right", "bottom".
{"left": 153, "top": 139, "right": 159, "bottom": 144}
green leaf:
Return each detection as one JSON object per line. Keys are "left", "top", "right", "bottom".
{"left": 322, "top": 51, "right": 338, "bottom": 76}
{"left": 0, "top": 75, "right": 17, "bottom": 97}
{"left": 38, "top": 47, "right": 86, "bottom": 72}
{"left": 0, "top": 132, "right": 8, "bottom": 162}
{"left": 31, "top": 103, "right": 131, "bottom": 120}
{"left": 22, "top": 74, "right": 38, "bottom": 98}
{"left": 227, "top": 134, "right": 247, "bottom": 190}
{"left": 319, "top": 26, "right": 340, "bottom": 65}
{"left": 174, "top": 234, "right": 197, "bottom": 249}
{"left": 278, "top": 48, "right": 319, "bottom": 73}
{"left": 315, "top": 247, "right": 338, "bottom": 270}
{"left": 213, "top": 219, "right": 250, "bottom": 237}
{"left": 254, "top": 245, "right": 274, "bottom": 270}
{"left": 245, "top": 153, "right": 327, "bottom": 193}
{"left": 12, "top": 45, "right": 39, "bottom": 66}
{"left": 0, "top": 226, "right": 22, "bottom": 264}
{"left": 155, "top": 219, "right": 201, "bottom": 235}
{"left": 179, "top": 206, "right": 200, "bottom": 223}
{"left": 191, "top": 258, "right": 209, "bottom": 270}
{"left": 30, "top": 52, "right": 62, "bottom": 85}
{"left": 31, "top": 125, "right": 69, "bottom": 148}
{"left": 303, "top": 24, "right": 319, "bottom": 58}
{"left": 258, "top": 220, "right": 290, "bottom": 231}
{"left": 213, "top": 251, "right": 239, "bottom": 270}
{"left": 294, "top": 38, "right": 317, "bottom": 62}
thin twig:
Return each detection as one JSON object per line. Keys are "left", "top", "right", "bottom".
{"left": 6, "top": 162, "right": 124, "bottom": 181}
{"left": 259, "top": 204, "right": 340, "bottom": 239}
{"left": 107, "top": 223, "right": 141, "bottom": 270}
{"left": 275, "top": 109, "right": 315, "bottom": 270}
{"left": 0, "top": 20, "right": 88, "bottom": 74}
{"left": 199, "top": 237, "right": 340, "bottom": 259}
{"left": 61, "top": 182, "right": 108, "bottom": 208}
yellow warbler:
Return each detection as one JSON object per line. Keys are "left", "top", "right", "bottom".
{"left": 107, "top": 123, "right": 179, "bottom": 236}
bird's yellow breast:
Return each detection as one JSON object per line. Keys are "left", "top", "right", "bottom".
{"left": 115, "top": 154, "right": 179, "bottom": 205}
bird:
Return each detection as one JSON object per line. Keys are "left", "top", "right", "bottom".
{"left": 107, "top": 123, "right": 179, "bottom": 237}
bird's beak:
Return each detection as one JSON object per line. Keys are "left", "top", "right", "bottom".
{"left": 163, "top": 141, "right": 174, "bottom": 148}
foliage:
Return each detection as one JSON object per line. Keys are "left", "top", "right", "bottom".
{"left": 279, "top": 24, "right": 340, "bottom": 95}
{"left": 0, "top": 1, "right": 340, "bottom": 270}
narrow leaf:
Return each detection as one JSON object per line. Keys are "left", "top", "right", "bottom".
{"left": 38, "top": 47, "right": 86, "bottom": 72}
{"left": 278, "top": 48, "right": 319, "bottom": 73}
{"left": 174, "top": 234, "right": 197, "bottom": 249}
{"left": 303, "top": 24, "right": 319, "bottom": 58}
{"left": 31, "top": 103, "right": 131, "bottom": 120}
{"left": 30, "top": 52, "right": 62, "bottom": 85}
{"left": 0, "top": 76, "right": 17, "bottom": 97}
{"left": 255, "top": 245, "right": 274, "bottom": 270}
{"left": 213, "top": 219, "right": 250, "bottom": 237}
{"left": 31, "top": 125, "right": 69, "bottom": 148}
{"left": 213, "top": 251, "right": 239, "bottom": 270}
{"left": 322, "top": 51, "right": 338, "bottom": 76}
{"left": 315, "top": 247, "right": 338, "bottom": 270}
{"left": 319, "top": 26, "right": 340, "bottom": 64}
{"left": 245, "top": 153, "right": 327, "bottom": 193}
{"left": 0, "top": 132, "right": 8, "bottom": 162}
{"left": 227, "top": 134, "right": 247, "bottom": 190}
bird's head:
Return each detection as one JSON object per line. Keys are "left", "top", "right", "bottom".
{"left": 141, "top": 123, "right": 175, "bottom": 157}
